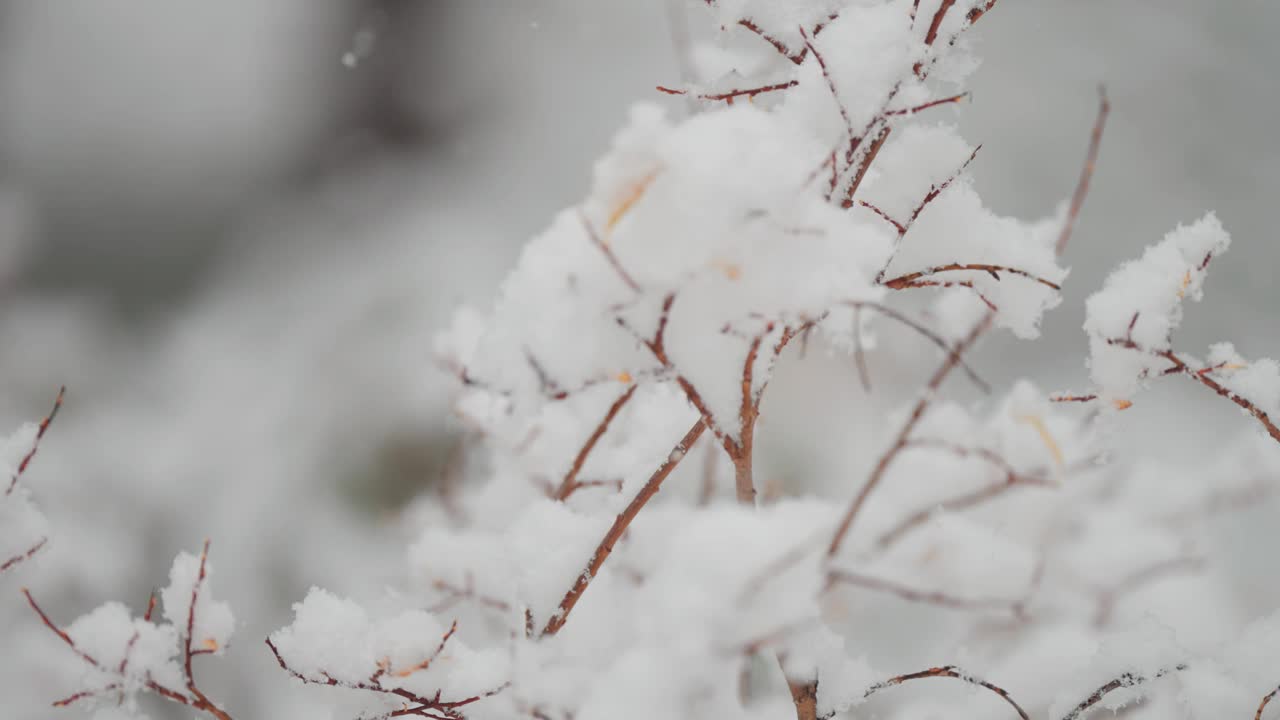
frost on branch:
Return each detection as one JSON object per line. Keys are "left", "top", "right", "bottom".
{"left": 1080, "top": 212, "right": 1280, "bottom": 441}
{"left": 267, "top": 588, "right": 509, "bottom": 720}
{"left": 24, "top": 541, "right": 234, "bottom": 720}
{"left": 0, "top": 386, "right": 63, "bottom": 575}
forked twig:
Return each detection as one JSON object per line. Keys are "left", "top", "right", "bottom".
{"left": 828, "top": 311, "right": 993, "bottom": 558}
{"left": 23, "top": 540, "right": 233, "bottom": 720}
{"left": 543, "top": 417, "right": 707, "bottom": 636}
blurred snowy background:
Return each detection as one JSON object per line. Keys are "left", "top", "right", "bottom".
{"left": 0, "top": 1, "right": 1277, "bottom": 717}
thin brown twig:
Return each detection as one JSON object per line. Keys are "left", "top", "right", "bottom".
{"left": 266, "top": 634, "right": 506, "bottom": 720}
{"left": 5, "top": 386, "right": 65, "bottom": 497}
{"left": 886, "top": 92, "right": 969, "bottom": 116}
{"left": 554, "top": 384, "right": 638, "bottom": 500}
{"left": 1058, "top": 665, "right": 1186, "bottom": 720}
{"left": 579, "top": 211, "right": 639, "bottom": 292}
{"left": 828, "top": 311, "right": 992, "bottom": 558}
{"left": 429, "top": 575, "right": 511, "bottom": 615}
{"left": 657, "top": 80, "right": 799, "bottom": 103}
{"left": 1056, "top": 87, "right": 1110, "bottom": 256}
{"left": 1098, "top": 338, "right": 1280, "bottom": 445}
{"left": 1257, "top": 685, "right": 1280, "bottom": 720}
{"left": 838, "top": 664, "right": 1029, "bottom": 720}
{"left": 827, "top": 569, "right": 1021, "bottom": 613}
{"left": 883, "top": 263, "right": 1061, "bottom": 291}
{"left": 0, "top": 537, "right": 47, "bottom": 574}
{"left": 24, "top": 580, "right": 233, "bottom": 720}
{"left": 800, "top": 28, "right": 853, "bottom": 140}
{"left": 844, "top": 301, "right": 989, "bottom": 393}
{"left": 543, "top": 417, "right": 707, "bottom": 636}
{"left": 874, "top": 441, "right": 1052, "bottom": 549}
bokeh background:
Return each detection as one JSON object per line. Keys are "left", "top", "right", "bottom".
{"left": 0, "top": 1, "right": 1277, "bottom": 717}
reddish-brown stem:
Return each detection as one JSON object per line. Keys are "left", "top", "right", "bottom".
{"left": 923, "top": 0, "right": 958, "bottom": 47}
{"left": 5, "top": 386, "right": 65, "bottom": 497}
{"left": 845, "top": 301, "right": 989, "bottom": 392}
{"left": 1161, "top": 350, "right": 1280, "bottom": 444}
{"left": 874, "top": 442, "right": 1051, "bottom": 549}
{"left": 554, "top": 384, "right": 638, "bottom": 500}
{"left": 1056, "top": 87, "right": 1110, "bottom": 256}
{"left": 1051, "top": 393, "right": 1098, "bottom": 403}
{"left": 828, "top": 569, "right": 1020, "bottom": 613}
{"left": 1093, "top": 556, "right": 1202, "bottom": 628}
{"left": 828, "top": 311, "right": 992, "bottom": 558}
{"left": 1, "top": 537, "right": 47, "bottom": 574}
{"left": 1258, "top": 685, "right": 1280, "bottom": 720}
{"left": 886, "top": 92, "right": 968, "bottom": 116}
{"left": 543, "top": 417, "right": 707, "bottom": 636}
{"left": 1059, "top": 665, "right": 1186, "bottom": 720}
{"left": 857, "top": 665, "right": 1029, "bottom": 720}
{"left": 800, "top": 28, "right": 853, "bottom": 140}
{"left": 883, "top": 263, "right": 1061, "bottom": 291}
{"left": 657, "top": 80, "right": 799, "bottom": 103}
{"left": 430, "top": 576, "right": 511, "bottom": 614}
{"left": 725, "top": 332, "right": 769, "bottom": 505}
{"left": 1098, "top": 340, "right": 1280, "bottom": 444}
{"left": 579, "top": 211, "right": 639, "bottom": 292}
{"left": 737, "top": 19, "right": 804, "bottom": 64}
{"left": 840, "top": 125, "right": 891, "bottom": 209}
{"left": 25, "top": 582, "right": 233, "bottom": 720}
{"left": 266, "top": 635, "right": 506, "bottom": 719}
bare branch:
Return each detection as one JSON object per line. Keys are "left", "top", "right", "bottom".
{"left": 1093, "top": 556, "right": 1202, "bottom": 628}
{"left": 874, "top": 441, "right": 1052, "bottom": 549}
{"left": 883, "top": 263, "right": 1061, "bottom": 292}
{"left": 657, "top": 80, "right": 799, "bottom": 103}
{"left": 266, "top": 633, "right": 506, "bottom": 720}
{"left": 579, "top": 211, "right": 639, "bottom": 292}
{"left": 828, "top": 311, "right": 992, "bottom": 558}
{"left": 827, "top": 569, "right": 1021, "bottom": 613}
{"left": 839, "top": 664, "right": 1029, "bottom": 720}
{"left": 1, "top": 537, "right": 47, "bottom": 574}
{"left": 845, "top": 301, "right": 990, "bottom": 393}
{"left": 1257, "top": 685, "right": 1280, "bottom": 720}
{"left": 1058, "top": 665, "right": 1186, "bottom": 720}
{"left": 554, "top": 384, "right": 638, "bottom": 500}
{"left": 543, "top": 417, "right": 707, "bottom": 636}
{"left": 1056, "top": 87, "right": 1110, "bottom": 256}
{"left": 5, "top": 386, "right": 65, "bottom": 497}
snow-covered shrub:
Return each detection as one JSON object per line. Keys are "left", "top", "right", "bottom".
{"left": 11, "top": 2, "right": 1280, "bottom": 719}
